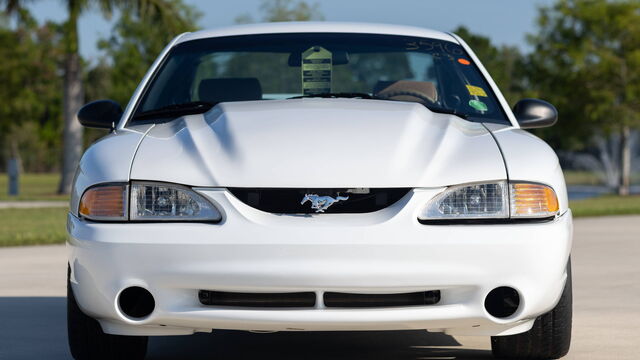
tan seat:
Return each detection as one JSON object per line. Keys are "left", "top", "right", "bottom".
{"left": 373, "top": 80, "right": 438, "bottom": 103}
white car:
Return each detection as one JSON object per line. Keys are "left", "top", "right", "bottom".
{"left": 67, "top": 22, "right": 572, "bottom": 360}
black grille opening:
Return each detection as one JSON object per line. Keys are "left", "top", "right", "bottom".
{"left": 324, "top": 291, "right": 441, "bottom": 308}
{"left": 199, "top": 290, "right": 316, "bottom": 308}
{"left": 228, "top": 188, "right": 410, "bottom": 214}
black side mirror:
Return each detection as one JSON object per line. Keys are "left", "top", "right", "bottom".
{"left": 77, "top": 100, "right": 123, "bottom": 129}
{"left": 512, "top": 98, "right": 558, "bottom": 129}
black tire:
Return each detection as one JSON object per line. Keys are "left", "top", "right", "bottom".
{"left": 491, "top": 260, "right": 572, "bottom": 359}
{"left": 67, "top": 269, "right": 148, "bottom": 360}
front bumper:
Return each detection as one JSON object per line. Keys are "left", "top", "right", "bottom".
{"left": 67, "top": 188, "right": 572, "bottom": 336}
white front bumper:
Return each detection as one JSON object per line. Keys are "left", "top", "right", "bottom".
{"left": 67, "top": 188, "right": 572, "bottom": 336}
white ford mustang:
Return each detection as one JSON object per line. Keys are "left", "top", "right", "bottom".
{"left": 67, "top": 22, "right": 572, "bottom": 360}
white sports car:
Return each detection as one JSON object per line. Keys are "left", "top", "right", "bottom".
{"left": 67, "top": 22, "right": 572, "bottom": 359}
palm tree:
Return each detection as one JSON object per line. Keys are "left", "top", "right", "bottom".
{"left": 3, "top": 0, "right": 186, "bottom": 194}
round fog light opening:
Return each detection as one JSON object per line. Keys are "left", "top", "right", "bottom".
{"left": 484, "top": 286, "right": 520, "bottom": 319}
{"left": 118, "top": 286, "right": 155, "bottom": 319}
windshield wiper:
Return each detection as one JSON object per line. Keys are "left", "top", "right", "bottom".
{"left": 288, "top": 93, "right": 468, "bottom": 120}
{"left": 133, "top": 101, "right": 215, "bottom": 120}
{"left": 423, "top": 105, "right": 468, "bottom": 120}
{"left": 289, "top": 92, "right": 379, "bottom": 100}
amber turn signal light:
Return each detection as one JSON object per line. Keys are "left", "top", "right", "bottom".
{"left": 79, "top": 184, "right": 127, "bottom": 220}
{"left": 510, "top": 183, "right": 559, "bottom": 218}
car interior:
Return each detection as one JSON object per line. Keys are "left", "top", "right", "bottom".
{"left": 196, "top": 76, "right": 439, "bottom": 106}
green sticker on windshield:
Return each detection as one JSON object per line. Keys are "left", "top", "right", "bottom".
{"left": 302, "top": 46, "right": 332, "bottom": 96}
{"left": 469, "top": 99, "right": 488, "bottom": 112}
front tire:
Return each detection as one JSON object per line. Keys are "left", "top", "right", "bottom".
{"left": 491, "top": 261, "right": 572, "bottom": 359}
{"left": 67, "top": 269, "right": 148, "bottom": 360}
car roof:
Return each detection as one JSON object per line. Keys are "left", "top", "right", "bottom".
{"left": 177, "top": 22, "right": 459, "bottom": 44}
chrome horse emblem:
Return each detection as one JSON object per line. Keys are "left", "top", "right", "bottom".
{"left": 301, "top": 194, "right": 349, "bottom": 213}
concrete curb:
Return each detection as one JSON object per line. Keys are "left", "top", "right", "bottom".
{"left": 0, "top": 201, "right": 68, "bottom": 209}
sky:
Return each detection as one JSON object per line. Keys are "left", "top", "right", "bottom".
{"left": 27, "top": 0, "right": 555, "bottom": 61}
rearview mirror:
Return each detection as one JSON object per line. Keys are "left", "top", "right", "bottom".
{"left": 77, "top": 100, "right": 123, "bottom": 129}
{"left": 512, "top": 98, "right": 558, "bottom": 129}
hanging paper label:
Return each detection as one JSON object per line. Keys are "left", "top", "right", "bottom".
{"left": 302, "top": 46, "right": 332, "bottom": 96}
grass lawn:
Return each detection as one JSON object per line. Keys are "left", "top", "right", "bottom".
{"left": 563, "top": 170, "right": 640, "bottom": 186}
{"left": 570, "top": 195, "right": 640, "bottom": 217}
{"left": 0, "top": 173, "right": 68, "bottom": 201}
{"left": 0, "top": 207, "right": 68, "bottom": 247}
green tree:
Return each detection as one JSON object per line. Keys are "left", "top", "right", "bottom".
{"left": 236, "top": 0, "right": 324, "bottom": 23}
{"left": 3, "top": 0, "right": 190, "bottom": 194}
{"left": 96, "top": 0, "right": 201, "bottom": 107}
{"left": 528, "top": 0, "right": 640, "bottom": 195}
{"left": 0, "top": 13, "right": 65, "bottom": 172}
{"left": 452, "top": 26, "right": 528, "bottom": 105}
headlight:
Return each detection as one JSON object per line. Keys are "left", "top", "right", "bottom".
{"left": 420, "top": 181, "right": 509, "bottom": 220}
{"left": 79, "top": 182, "right": 222, "bottom": 222}
{"left": 419, "top": 181, "right": 559, "bottom": 221}
{"left": 130, "top": 182, "right": 221, "bottom": 221}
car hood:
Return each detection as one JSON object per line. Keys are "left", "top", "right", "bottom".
{"left": 130, "top": 99, "right": 507, "bottom": 188}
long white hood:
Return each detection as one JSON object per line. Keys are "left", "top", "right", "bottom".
{"left": 130, "top": 99, "right": 506, "bottom": 188}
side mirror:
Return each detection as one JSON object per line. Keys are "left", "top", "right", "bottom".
{"left": 77, "top": 100, "right": 123, "bottom": 129}
{"left": 512, "top": 98, "right": 558, "bottom": 129}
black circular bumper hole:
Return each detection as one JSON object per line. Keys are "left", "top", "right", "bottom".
{"left": 484, "top": 286, "right": 520, "bottom": 318}
{"left": 119, "top": 286, "right": 155, "bottom": 319}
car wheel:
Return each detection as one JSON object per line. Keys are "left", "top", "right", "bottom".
{"left": 67, "top": 268, "right": 148, "bottom": 360}
{"left": 491, "top": 260, "right": 572, "bottom": 360}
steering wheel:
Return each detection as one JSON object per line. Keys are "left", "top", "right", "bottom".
{"left": 376, "top": 90, "right": 436, "bottom": 104}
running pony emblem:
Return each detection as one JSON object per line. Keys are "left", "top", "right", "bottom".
{"left": 300, "top": 194, "right": 349, "bottom": 213}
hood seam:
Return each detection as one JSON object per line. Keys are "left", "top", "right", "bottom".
{"left": 127, "top": 124, "right": 156, "bottom": 181}
{"left": 482, "top": 122, "right": 511, "bottom": 216}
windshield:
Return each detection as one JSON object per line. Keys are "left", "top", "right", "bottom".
{"left": 132, "top": 33, "right": 509, "bottom": 124}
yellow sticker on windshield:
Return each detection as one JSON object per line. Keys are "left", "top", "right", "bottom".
{"left": 302, "top": 46, "right": 332, "bottom": 96}
{"left": 466, "top": 85, "right": 488, "bottom": 97}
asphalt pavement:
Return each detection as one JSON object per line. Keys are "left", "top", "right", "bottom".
{"left": 0, "top": 215, "right": 638, "bottom": 360}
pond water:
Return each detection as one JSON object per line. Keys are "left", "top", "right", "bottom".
{"left": 567, "top": 185, "right": 640, "bottom": 200}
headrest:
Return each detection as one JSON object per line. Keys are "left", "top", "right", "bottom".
{"left": 198, "top": 78, "right": 262, "bottom": 104}
{"left": 373, "top": 80, "right": 438, "bottom": 103}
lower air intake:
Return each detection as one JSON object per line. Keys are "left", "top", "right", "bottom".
{"left": 198, "top": 290, "right": 316, "bottom": 308}
{"left": 323, "top": 291, "right": 441, "bottom": 308}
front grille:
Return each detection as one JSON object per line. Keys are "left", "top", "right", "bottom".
{"left": 323, "top": 291, "right": 441, "bottom": 308}
{"left": 228, "top": 188, "right": 410, "bottom": 214}
{"left": 198, "top": 290, "right": 316, "bottom": 308}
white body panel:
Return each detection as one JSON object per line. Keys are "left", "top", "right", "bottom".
{"left": 488, "top": 125, "right": 570, "bottom": 212}
{"left": 70, "top": 125, "right": 151, "bottom": 215}
{"left": 130, "top": 99, "right": 506, "bottom": 188}
{"left": 68, "top": 189, "right": 572, "bottom": 336}
{"left": 69, "top": 22, "right": 572, "bottom": 337}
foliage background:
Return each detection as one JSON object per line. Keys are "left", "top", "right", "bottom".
{"left": 1, "top": 0, "right": 640, "bottom": 194}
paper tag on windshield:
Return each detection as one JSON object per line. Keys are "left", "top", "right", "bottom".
{"left": 302, "top": 46, "right": 332, "bottom": 96}
{"left": 465, "top": 85, "right": 488, "bottom": 97}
